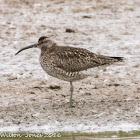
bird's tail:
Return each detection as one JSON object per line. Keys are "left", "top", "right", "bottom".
{"left": 110, "top": 57, "right": 124, "bottom": 61}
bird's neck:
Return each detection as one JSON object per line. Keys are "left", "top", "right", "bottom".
{"left": 40, "top": 42, "right": 57, "bottom": 56}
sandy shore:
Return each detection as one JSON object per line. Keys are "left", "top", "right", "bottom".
{"left": 0, "top": 0, "right": 140, "bottom": 132}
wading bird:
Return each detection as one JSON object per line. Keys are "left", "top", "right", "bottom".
{"left": 15, "top": 36, "right": 123, "bottom": 107}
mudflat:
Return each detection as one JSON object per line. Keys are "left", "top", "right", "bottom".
{"left": 0, "top": 0, "right": 140, "bottom": 132}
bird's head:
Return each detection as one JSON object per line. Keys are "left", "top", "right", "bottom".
{"left": 15, "top": 36, "right": 55, "bottom": 55}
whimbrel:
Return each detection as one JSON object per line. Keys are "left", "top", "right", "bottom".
{"left": 15, "top": 36, "right": 123, "bottom": 107}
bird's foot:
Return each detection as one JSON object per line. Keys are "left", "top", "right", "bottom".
{"left": 69, "top": 104, "right": 75, "bottom": 108}
{"left": 69, "top": 100, "right": 76, "bottom": 108}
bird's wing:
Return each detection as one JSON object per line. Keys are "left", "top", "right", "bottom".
{"left": 54, "top": 46, "right": 102, "bottom": 72}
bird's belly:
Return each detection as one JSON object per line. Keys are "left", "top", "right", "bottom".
{"left": 46, "top": 69, "right": 88, "bottom": 82}
{"left": 40, "top": 63, "right": 107, "bottom": 82}
{"left": 56, "top": 71, "right": 88, "bottom": 82}
{"left": 40, "top": 57, "right": 109, "bottom": 82}
{"left": 40, "top": 63, "right": 87, "bottom": 82}
{"left": 39, "top": 57, "right": 87, "bottom": 81}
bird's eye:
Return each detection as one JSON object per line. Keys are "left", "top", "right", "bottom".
{"left": 38, "top": 36, "right": 47, "bottom": 43}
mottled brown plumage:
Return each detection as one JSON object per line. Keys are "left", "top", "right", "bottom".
{"left": 15, "top": 36, "right": 123, "bottom": 107}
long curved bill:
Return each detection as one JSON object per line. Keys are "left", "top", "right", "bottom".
{"left": 15, "top": 44, "right": 37, "bottom": 55}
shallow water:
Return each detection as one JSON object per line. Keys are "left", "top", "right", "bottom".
{"left": 0, "top": 131, "right": 140, "bottom": 140}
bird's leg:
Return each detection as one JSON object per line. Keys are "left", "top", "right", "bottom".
{"left": 69, "top": 81, "right": 74, "bottom": 107}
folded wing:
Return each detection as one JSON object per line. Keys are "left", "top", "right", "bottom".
{"left": 54, "top": 46, "right": 123, "bottom": 72}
